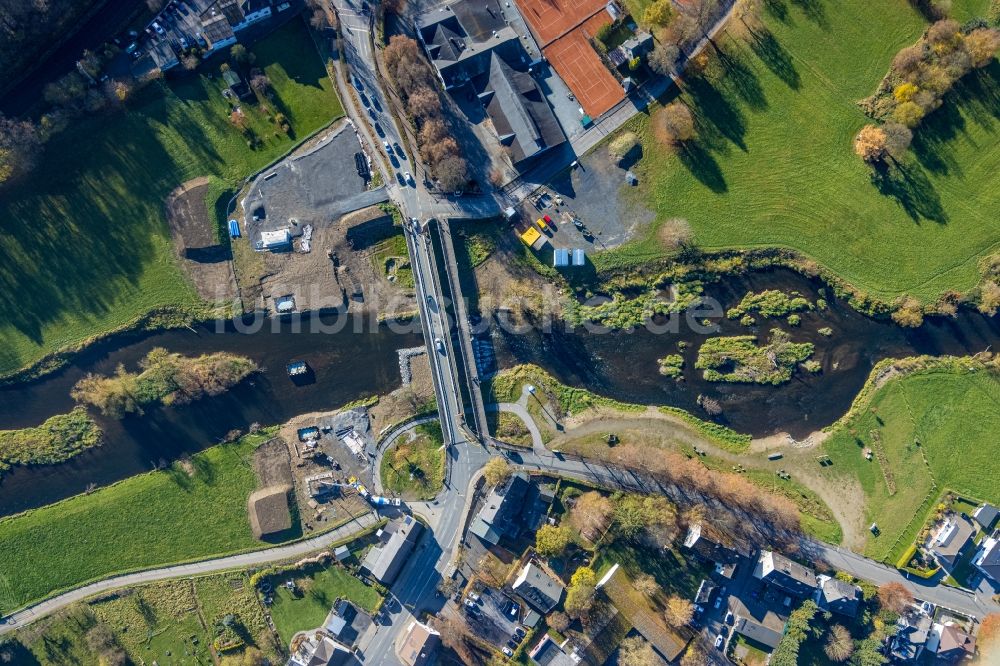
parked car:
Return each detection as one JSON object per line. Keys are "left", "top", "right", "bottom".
{"left": 353, "top": 75, "right": 364, "bottom": 91}
{"left": 714, "top": 635, "right": 724, "bottom": 649}
{"left": 152, "top": 22, "right": 166, "bottom": 35}
{"left": 502, "top": 647, "right": 513, "bottom": 657}
{"left": 468, "top": 592, "right": 480, "bottom": 603}
{"left": 507, "top": 601, "right": 519, "bottom": 619}
{"left": 514, "top": 627, "right": 526, "bottom": 640}
{"left": 383, "top": 140, "right": 392, "bottom": 154}
{"left": 394, "top": 142, "right": 405, "bottom": 158}
{"left": 404, "top": 172, "right": 414, "bottom": 186}
{"left": 435, "top": 338, "right": 445, "bottom": 354}
{"left": 724, "top": 611, "right": 734, "bottom": 625}
{"left": 713, "top": 596, "right": 722, "bottom": 609}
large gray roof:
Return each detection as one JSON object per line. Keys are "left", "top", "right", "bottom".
{"left": 361, "top": 517, "right": 423, "bottom": 584}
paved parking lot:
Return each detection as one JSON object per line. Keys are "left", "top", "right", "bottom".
{"left": 463, "top": 586, "right": 524, "bottom": 650}
{"left": 519, "top": 149, "right": 655, "bottom": 251}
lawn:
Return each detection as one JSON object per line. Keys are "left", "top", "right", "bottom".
{"left": 0, "top": 430, "right": 276, "bottom": 616}
{"left": 0, "top": 17, "right": 344, "bottom": 376}
{"left": 379, "top": 422, "right": 446, "bottom": 499}
{"left": 592, "top": 538, "right": 710, "bottom": 599}
{"left": 605, "top": 0, "right": 1000, "bottom": 304}
{"left": 372, "top": 231, "right": 415, "bottom": 288}
{"left": 267, "top": 565, "right": 382, "bottom": 647}
{"left": 821, "top": 363, "right": 1000, "bottom": 562}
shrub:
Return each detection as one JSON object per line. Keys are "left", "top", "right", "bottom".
{"left": 608, "top": 131, "right": 639, "bottom": 162}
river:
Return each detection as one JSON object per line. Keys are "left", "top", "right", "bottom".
{"left": 1, "top": 269, "right": 998, "bottom": 517}
{"left": 0, "top": 313, "right": 422, "bottom": 517}
{"left": 494, "top": 269, "right": 1000, "bottom": 439}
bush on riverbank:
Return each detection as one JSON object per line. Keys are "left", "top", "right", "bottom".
{"left": 0, "top": 407, "right": 102, "bottom": 474}
{"left": 72, "top": 348, "right": 257, "bottom": 417}
{"left": 658, "top": 354, "right": 685, "bottom": 378}
{"left": 726, "top": 290, "right": 813, "bottom": 322}
{"left": 696, "top": 330, "right": 814, "bottom": 385}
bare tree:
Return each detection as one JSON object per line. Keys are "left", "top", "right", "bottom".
{"left": 634, "top": 573, "right": 660, "bottom": 597}
{"left": 824, "top": 625, "right": 854, "bottom": 662}
{"left": 569, "top": 491, "right": 614, "bottom": 541}
{"left": 0, "top": 114, "right": 42, "bottom": 185}
{"left": 664, "top": 595, "right": 695, "bottom": 627}
{"left": 877, "top": 582, "right": 914, "bottom": 614}
{"left": 659, "top": 102, "right": 696, "bottom": 144}
{"left": 435, "top": 154, "right": 468, "bottom": 192}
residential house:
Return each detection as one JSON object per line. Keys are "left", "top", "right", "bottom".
{"left": 694, "top": 579, "right": 716, "bottom": 607}
{"left": 935, "top": 623, "right": 976, "bottom": 662}
{"left": 815, "top": 575, "right": 862, "bottom": 618}
{"left": 324, "top": 599, "right": 369, "bottom": 647}
{"left": 469, "top": 471, "right": 530, "bottom": 545}
{"left": 396, "top": 620, "right": 441, "bottom": 666}
{"left": 361, "top": 516, "right": 423, "bottom": 584}
{"left": 973, "top": 503, "right": 1000, "bottom": 530}
{"left": 287, "top": 633, "right": 355, "bottom": 666}
{"left": 753, "top": 550, "right": 818, "bottom": 598}
{"left": 733, "top": 616, "right": 784, "bottom": 651}
{"left": 596, "top": 564, "right": 689, "bottom": 662}
{"left": 620, "top": 31, "right": 653, "bottom": 60}
{"left": 973, "top": 536, "right": 1000, "bottom": 584}
{"left": 528, "top": 634, "right": 581, "bottom": 666}
{"left": 929, "top": 515, "right": 976, "bottom": 572}
{"left": 682, "top": 523, "right": 743, "bottom": 578}
{"left": 728, "top": 596, "right": 787, "bottom": 653}
{"left": 890, "top": 612, "right": 933, "bottom": 662}
{"left": 512, "top": 562, "right": 565, "bottom": 613}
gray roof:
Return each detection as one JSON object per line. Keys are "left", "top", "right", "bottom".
{"left": 974, "top": 504, "right": 1000, "bottom": 529}
{"left": 975, "top": 538, "right": 1000, "bottom": 582}
{"left": 817, "top": 576, "right": 861, "bottom": 617}
{"left": 513, "top": 562, "right": 564, "bottom": 612}
{"left": 930, "top": 516, "right": 975, "bottom": 566}
{"left": 754, "top": 551, "right": 817, "bottom": 597}
{"left": 288, "top": 634, "right": 355, "bottom": 666}
{"left": 469, "top": 471, "right": 530, "bottom": 544}
{"left": 361, "top": 517, "right": 423, "bottom": 584}
{"left": 734, "top": 616, "right": 783, "bottom": 650}
{"left": 480, "top": 53, "right": 564, "bottom": 164}
{"left": 529, "top": 634, "right": 577, "bottom": 666}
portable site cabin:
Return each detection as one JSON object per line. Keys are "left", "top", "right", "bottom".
{"left": 258, "top": 228, "right": 292, "bottom": 251}
{"left": 553, "top": 248, "right": 569, "bottom": 267}
{"left": 228, "top": 219, "right": 241, "bottom": 238}
{"left": 520, "top": 226, "right": 542, "bottom": 246}
{"left": 572, "top": 249, "right": 585, "bottom": 266}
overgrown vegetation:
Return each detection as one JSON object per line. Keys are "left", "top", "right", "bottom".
{"left": 658, "top": 354, "right": 685, "bottom": 378}
{"left": 72, "top": 348, "right": 257, "bottom": 417}
{"left": 726, "top": 289, "right": 813, "bottom": 322}
{"left": 0, "top": 407, "right": 102, "bottom": 475}
{"left": 0, "top": 428, "right": 278, "bottom": 616}
{"left": 695, "top": 329, "right": 814, "bottom": 384}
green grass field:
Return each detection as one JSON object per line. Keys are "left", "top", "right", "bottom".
{"left": 605, "top": 0, "right": 1000, "bottom": 303}
{"left": 0, "top": 430, "right": 276, "bottom": 615}
{"left": 821, "top": 364, "right": 1000, "bottom": 561}
{"left": 267, "top": 565, "right": 381, "bottom": 647}
{"left": 379, "top": 423, "right": 446, "bottom": 499}
{"left": 0, "top": 18, "right": 343, "bottom": 376}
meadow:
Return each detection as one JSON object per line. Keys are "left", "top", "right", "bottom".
{"left": 821, "top": 360, "right": 1000, "bottom": 562}
{"left": 0, "top": 429, "right": 275, "bottom": 615}
{"left": 605, "top": 0, "right": 1000, "bottom": 304}
{"left": 0, "top": 18, "right": 343, "bottom": 376}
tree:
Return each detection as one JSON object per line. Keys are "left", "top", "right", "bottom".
{"left": 824, "top": 625, "right": 853, "bottom": 662}
{"left": 680, "top": 646, "right": 707, "bottom": 666}
{"left": 564, "top": 567, "right": 597, "bottom": 618}
{"left": 250, "top": 73, "right": 272, "bottom": 98}
{"left": 435, "top": 154, "right": 468, "bottom": 192}
{"left": 231, "top": 44, "right": 255, "bottom": 66}
{"left": 853, "top": 125, "right": 887, "bottom": 163}
{"left": 608, "top": 131, "right": 639, "bottom": 162}
{"left": 660, "top": 102, "right": 696, "bottom": 144}
{"left": 612, "top": 493, "right": 676, "bottom": 540}
{"left": 569, "top": 491, "right": 614, "bottom": 541}
{"left": 980, "top": 614, "right": 1000, "bottom": 651}
{"left": 893, "top": 82, "right": 919, "bottom": 103}
{"left": 634, "top": 573, "right": 660, "bottom": 597}
{"left": 182, "top": 54, "right": 200, "bottom": 71}
{"left": 892, "top": 100, "right": 925, "bottom": 128}
{"left": 535, "top": 524, "right": 573, "bottom": 558}
{"left": 663, "top": 595, "right": 694, "bottom": 627}
{"left": 549, "top": 611, "right": 571, "bottom": 632}
{"left": 43, "top": 71, "right": 87, "bottom": 107}
{"left": 892, "top": 45, "right": 925, "bottom": 77}
{"left": 964, "top": 27, "right": 1000, "bottom": 67}
{"left": 852, "top": 636, "right": 888, "bottom": 666}
{"left": 407, "top": 87, "right": 441, "bottom": 119}
{"left": 643, "top": 0, "right": 674, "bottom": 27}
{"left": 619, "top": 636, "right": 658, "bottom": 666}
{"left": 648, "top": 42, "right": 680, "bottom": 76}
{"left": 877, "top": 582, "right": 913, "bottom": 614}
{"left": 882, "top": 122, "right": 912, "bottom": 159}
{"left": 482, "top": 456, "right": 511, "bottom": 487}
{"left": 0, "top": 114, "right": 42, "bottom": 185}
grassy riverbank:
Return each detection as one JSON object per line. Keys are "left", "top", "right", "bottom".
{"left": 605, "top": 0, "right": 1000, "bottom": 304}
{"left": 0, "top": 429, "right": 276, "bottom": 615}
{"left": 820, "top": 356, "right": 1000, "bottom": 561}
{"left": 0, "top": 18, "right": 343, "bottom": 376}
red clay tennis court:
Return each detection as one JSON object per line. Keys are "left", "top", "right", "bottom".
{"left": 542, "top": 14, "right": 624, "bottom": 118}
{"left": 515, "top": 0, "right": 624, "bottom": 118}
{"left": 515, "top": 0, "right": 607, "bottom": 44}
